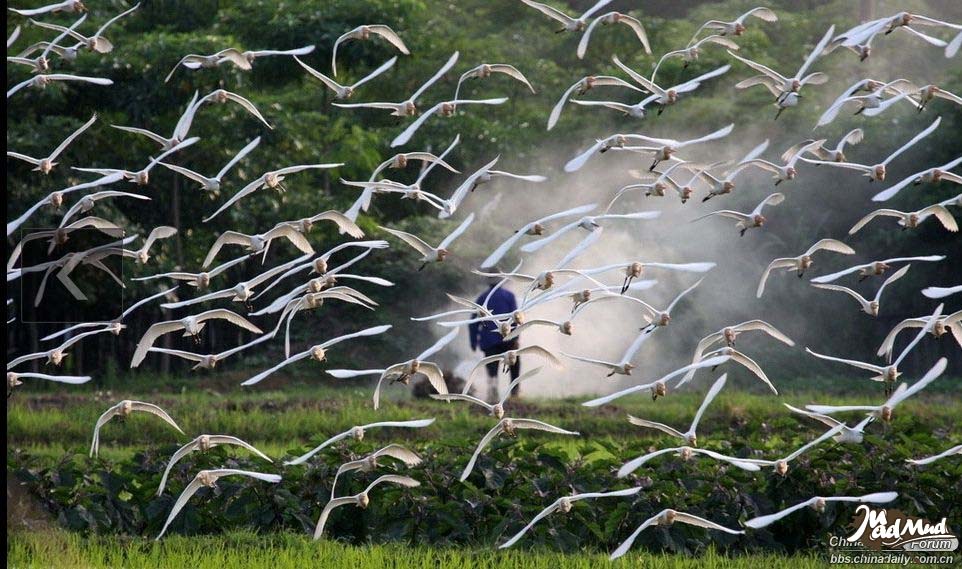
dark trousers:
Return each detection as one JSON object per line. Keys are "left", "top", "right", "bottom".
{"left": 482, "top": 339, "right": 521, "bottom": 396}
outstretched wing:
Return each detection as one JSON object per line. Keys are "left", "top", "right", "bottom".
{"left": 379, "top": 226, "right": 434, "bottom": 256}
{"left": 460, "top": 421, "right": 506, "bottom": 481}
{"left": 410, "top": 51, "right": 459, "bottom": 103}
{"left": 156, "top": 477, "right": 206, "bottom": 539}
{"left": 438, "top": 212, "right": 476, "bottom": 249}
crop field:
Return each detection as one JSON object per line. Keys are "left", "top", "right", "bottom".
{"left": 8, "top": 379, "right": 962, "bottom": 567}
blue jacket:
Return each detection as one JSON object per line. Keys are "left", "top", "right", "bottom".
{"left": 469, "top": 286, "right": 518, "bottom": 351}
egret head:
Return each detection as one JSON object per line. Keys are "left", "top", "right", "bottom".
{"left": 48, "top": 350, "right": 66, "bottom": 366}
{"left": 197, "top": 470, "right": 218, "bottom": 487}
{"left": 652, "top": 381, "right": 667, "bottom": 400}
{"left": 723, "top": 328, "right": 737, "bottom": 345}
{"left": 881, "top": 406, "right": 894, "bottom": 422}
{"left": 439, "top": 102, "right": 457, "bottom": 117}
{"left": 312, "top": 258, "right": 328, "bottom": 275}
{"left": 50, "top": 192, "right": 65, "bottom": 209}
{"left": 51, "top": 228, "right": 68, "bottom": 245}
{"left": 933, "top": 320, "right": 947, "bottom": 336}
{"left": 581, "top": 76, "right": 598, "bottom": 93}
{"left": 310, "top": 346, "right": 327, "bottom": 362}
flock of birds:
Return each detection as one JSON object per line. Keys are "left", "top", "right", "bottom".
{"left": 6, "top": 0, "right": 962, "bottom": 557}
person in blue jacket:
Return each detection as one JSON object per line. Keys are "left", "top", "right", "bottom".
{"left": 468, "top": 276, "right": 521, "bottom": 401}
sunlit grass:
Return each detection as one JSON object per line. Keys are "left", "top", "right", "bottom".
{"left": 6, "top": 530, "right": 905, "bottom": 569}
{"left": 9, "top": 381, "right": 960, "bottom": 461}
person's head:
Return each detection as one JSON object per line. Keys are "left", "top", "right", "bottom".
{"left": 487, "top": 266, "right": 504, "bottom": 288}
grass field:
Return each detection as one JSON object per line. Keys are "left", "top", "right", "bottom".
{"left": 10, "top": 377, "right": 962, "bottom": 459}
{"left": 6, "top": 530, "right": 919, "bottom": 568}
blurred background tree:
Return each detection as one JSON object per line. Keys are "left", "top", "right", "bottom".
{"left": 6, "top": 0, "right": 960, "bottom": 389}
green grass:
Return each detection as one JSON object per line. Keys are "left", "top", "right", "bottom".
{"left": 6, "top": 530, "right": 910, "bottom": 569}
{"left": 10, "top": 381, "right": 961, "bottom": 460}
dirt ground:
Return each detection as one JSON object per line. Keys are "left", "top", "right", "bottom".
{"left": 7, "top": 472, "right": 54, "bottom": 532}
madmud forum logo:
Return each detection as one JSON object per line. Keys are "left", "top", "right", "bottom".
{"left": 829, "top": 505, "right": 958, "bottom": 565}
